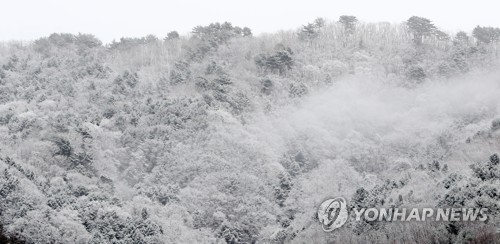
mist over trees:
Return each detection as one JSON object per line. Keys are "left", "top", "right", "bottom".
{"left": 0, "top": 17, "right": 500, "bottom": 243}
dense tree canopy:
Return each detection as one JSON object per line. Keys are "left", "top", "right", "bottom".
{"left": 473, "top": 25, "right": 500, "bottom": 44}
{"left": 406, "top": 16, "right": 438, "bottom": 44}
{"left": 339, "top": 15, "right": 358, "bottom": 33}
{"left": 0, "top": 18, "right": 499, "bottom": 243}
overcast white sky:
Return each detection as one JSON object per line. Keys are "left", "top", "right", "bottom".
{"left": 2, "top": 0, "right": 500, "bottom": 43}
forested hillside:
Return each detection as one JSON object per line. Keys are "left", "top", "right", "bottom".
{"left": 0, "top": 17, "right": 499, "bottom": 243}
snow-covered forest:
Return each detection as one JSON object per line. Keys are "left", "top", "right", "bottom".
{"left": 1, "top": 16, "right": 500, "bottom": 243}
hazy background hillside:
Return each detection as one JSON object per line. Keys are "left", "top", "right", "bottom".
{"left": 0, "top": 17, "right": 500, "bottom": 243}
